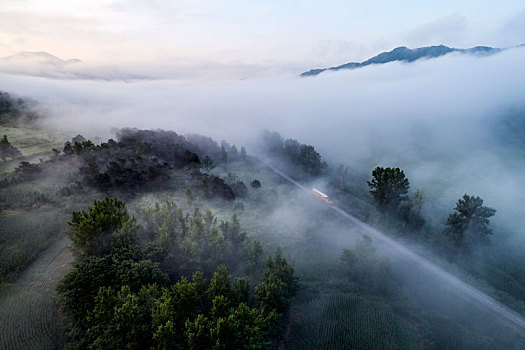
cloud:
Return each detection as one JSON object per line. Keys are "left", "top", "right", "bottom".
{"left": 0, "top": 50, "right": 277, "bottom": 81}
{"left": 402, "top": 14, "right": 469, "bottom": 47}
{"left": 2, "top": 47, "right": 525, "bottom": 243}
{"left": 497, "top": 9, "right": 525, "bottom": 46}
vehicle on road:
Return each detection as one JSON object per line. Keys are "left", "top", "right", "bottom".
{"left": 312, "top": 188, "right": 333, "bottom": 204}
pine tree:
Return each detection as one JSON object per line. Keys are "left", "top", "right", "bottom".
{"left": 444, "top": 194, "right": 496, "bottom": 247}
{"left": 367, "top": 167, "right": 410, "bottom": 211}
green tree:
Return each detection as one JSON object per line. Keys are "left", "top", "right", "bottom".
{"left": 186, "top": 314, "right": 213, "bottom": 350}
{"left": 444, "top": 194, "right": 496, "bottom": 248}
{"left": 0, "top": 135, "right": 22, "bottom": 161}
{"left": 68, "top": 197, "right": 130, "bottom": 257}
{"left": 57, "top": 250, "right": 168, "bottom": 348}
{"left": 210, "top": 303, "right": 268, "bottom": 350}
{"left": 88, "top": 285, "right": 157, "bottom": 349}
{"left": 207, "top": 266, "right": 232, "bottom": 300}
{"left": 256, "top": 249, "right": 298, "bottom": 313}
{"left": 202, "top": 155, "right": 215, "bottom": 171}
{"left": 367, "top": 167, "right": 410, "bottom": 211}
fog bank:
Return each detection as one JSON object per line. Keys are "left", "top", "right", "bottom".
{"left": 2, "top": 46, "right": 525, "bottom": 242}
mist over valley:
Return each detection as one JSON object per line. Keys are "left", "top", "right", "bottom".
{"left": 1, "top": 1, "right": 525, "bottom": 349}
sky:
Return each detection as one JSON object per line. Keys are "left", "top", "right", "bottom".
{"left": 0, "top": 0, "right": 524, "bottom": 77}
{"left": 1, "top": 1, "right": 525, "bottom": 241}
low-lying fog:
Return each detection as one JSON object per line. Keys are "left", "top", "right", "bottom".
{"left": 2, "top": 46, "right": 525, "bottom": 244}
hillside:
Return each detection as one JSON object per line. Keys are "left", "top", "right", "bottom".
{"left": 0, "top": 111, "right": 524, "bottom": 348}
{"left": 300, "top": 44, "right": 501, "bottom": 76}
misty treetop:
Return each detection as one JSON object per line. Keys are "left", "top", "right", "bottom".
{"left": 444, "top": 194, "right": 496, "bottom": 248}
{"left": 367, "top": 167, "right": 410, "bottom": 211}
{"left": 260, "top": 130, "right": 327, "bottom": 176}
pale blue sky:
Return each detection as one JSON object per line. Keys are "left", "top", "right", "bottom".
{"left": 0, "top": 0, "right": 524, "bottom": 73}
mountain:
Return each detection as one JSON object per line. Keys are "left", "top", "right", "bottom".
{"left": 0, "top": 51, "right": 82, "bottom": 65}
{"left": 300, "top": 45, "right": 501, "bottom": 77}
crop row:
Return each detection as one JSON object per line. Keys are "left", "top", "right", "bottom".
{"left": 285, "top": 293, "right": 417, "bottom": 350}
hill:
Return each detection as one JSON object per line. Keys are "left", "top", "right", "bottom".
{"left": 300, "top": 44, "right": 501, "bottom": 76}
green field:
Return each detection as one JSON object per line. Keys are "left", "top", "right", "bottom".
{"left": 0, "top": 238, "right": 73, "bottom": 349}
{"left": 0, "top": 125, "right": 67, "bottom": 174}
{"left": 286, "top": 292, "right": 417, "bottom": 350}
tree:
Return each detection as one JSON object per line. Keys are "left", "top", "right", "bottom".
{"left": 335, "top": 164, "right": 349, "bottom": 189}
{"left": 297, "top": 144, "right": 327, "bottom": 176}
{"left": 240, "top": 146, "right": 247, "bottom": 160}
{"left": 88, "top": 285, "right": 155, "bottom": 349}
{"left": 0, "top": 135, "right": 22, "bottom": 161}
{"left": 220, "top": 145, "right": 228, "bottom": 163}
{"left": 367, "top": 167, "right": 410, "bottom": 211}
{"left": 68, "top": 197, "right": 130, "bottom": 257}
{"left": 202, "top": 155, "right": 215, "bottom": 171}
{"left": 230, "top": 145, "right": 238, "bottom": 160}
{"left": 256, "top": 249, "right": 298, "bottom": 313}
{"left": 444, "top": 194, "right": 496, "bottom": 248}
{"left": 400, "top": 189, "right": 425, "bottom": 230}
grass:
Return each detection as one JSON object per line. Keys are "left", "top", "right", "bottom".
{"left": 0, "top": 125, "right": 68, "bottom": 174}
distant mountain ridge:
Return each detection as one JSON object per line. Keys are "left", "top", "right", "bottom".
{"left": 0, "top": 51, "right": 81, "bottom": 65}
{"left": 300, "top": 45, "right": 502, "bottom": 77}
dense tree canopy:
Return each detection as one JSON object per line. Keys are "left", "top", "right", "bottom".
{"left": 59, "top": 197, "right": 298, "bottom": 349}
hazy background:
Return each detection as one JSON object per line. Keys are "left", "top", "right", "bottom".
{"left": 1, "top": 0, "right": 524, "bottom": 244}
{"left": 1, "top": 0, "right": 524, "bottom": 77}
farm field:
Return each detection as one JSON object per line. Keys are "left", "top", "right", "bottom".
{"left": 285, "top": 292, "right": 418, "bottom": 350}
{"left": 0, "top": 208, "right": 70, "bottom": 283}
{"left": 0, "top": 237, "right": 73, "bottom": 349}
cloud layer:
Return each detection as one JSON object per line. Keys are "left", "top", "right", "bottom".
{"left": 2, "top": 46, "right": 525, "bottom": 243}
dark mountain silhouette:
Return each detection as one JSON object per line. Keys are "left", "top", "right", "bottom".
{"left": 301, "top": 45, "right": 501, "bottom": 77}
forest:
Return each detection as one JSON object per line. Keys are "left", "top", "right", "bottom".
{"left": 0, "top": 90, "right": 524, "bottom": 349}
